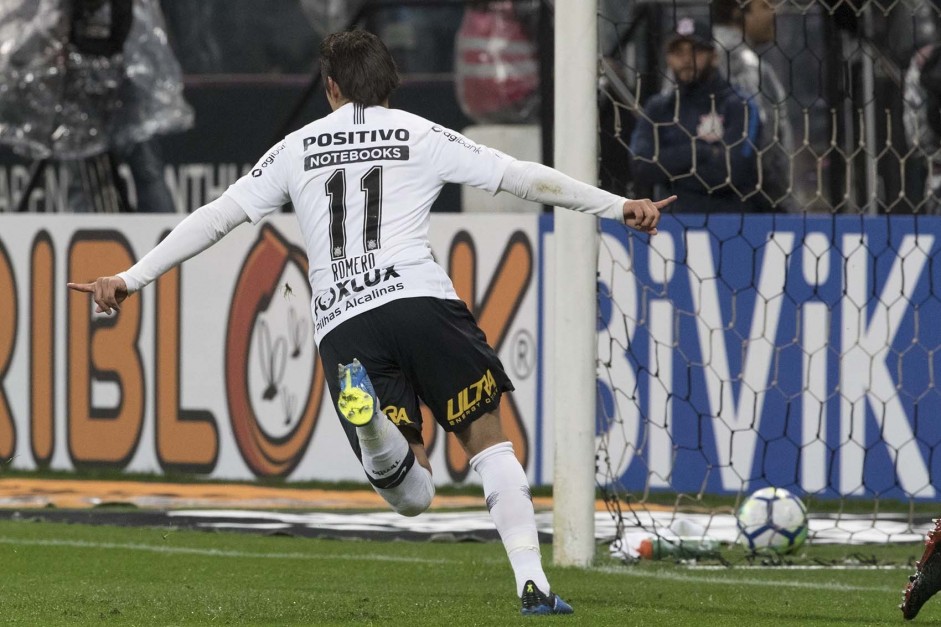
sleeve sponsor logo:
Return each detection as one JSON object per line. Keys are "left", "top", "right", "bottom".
{"left": 431, "top": 126, "right": 482, "bottom": 154}
{"left": 251, "top": 142, "right": 287, "bottom": 178}
{"left": 304, "top": 146, "right": 409, "bottom": 170}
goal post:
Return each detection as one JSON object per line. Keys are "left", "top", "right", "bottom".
{"left": 552, "top": 0, "right": 599, "bottom": 568}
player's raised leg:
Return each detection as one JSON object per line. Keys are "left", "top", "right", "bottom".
{"left": 901, "top": 518, "right": 941, "bottom": 620}
{"left": 460, "top": 412, "right": 573, "bottom": 616}
{"left": 337, "top": 359, "right": 434, "bottom": 516}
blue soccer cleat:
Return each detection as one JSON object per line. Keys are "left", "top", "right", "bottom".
{"left": 337, "top": 359, "right": 378, "bottom": 427}
{"left": 520, "top": 580, "right": 574, "bottom": 616}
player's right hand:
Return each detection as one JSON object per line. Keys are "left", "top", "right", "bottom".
{"left": 622, "top": 195, "right": 675, "bottom": 235}
{"left": 67, "top": 276, "right": 128, "bottom": 316}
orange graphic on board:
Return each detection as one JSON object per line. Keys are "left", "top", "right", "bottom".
{"left": 30, "top": 232, "right": 54, "bottom": 466}
{"left": 67, "top": 233, "right": 144, "bottom": 467}
{"left": 225, "top": 225, "right": 323, "bottom": 477}
{"left": 0, "top": 239, "right": 16, "bottom": 462}
{"left": 154, "top": 248, "right": 219, "bottom": 473}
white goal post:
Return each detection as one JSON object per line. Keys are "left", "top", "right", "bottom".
{"left": 552, "top": 0, "right": 599, "bottom": 567}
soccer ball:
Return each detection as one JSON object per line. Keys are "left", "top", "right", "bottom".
{"left": 736, "top": 487, "right": 808, "bottom": 554}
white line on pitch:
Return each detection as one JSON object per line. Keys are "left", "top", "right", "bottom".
{"left": 0, "top": 536, "right": 447, "bottom": 564}
{"left": 592, "top": 565, "right": 897, "bottom": 592}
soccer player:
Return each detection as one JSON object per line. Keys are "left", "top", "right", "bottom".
{"left": 68, "top": 30, "right": 673, "bottom": 615}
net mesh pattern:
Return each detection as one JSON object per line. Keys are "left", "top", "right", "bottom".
{"left": 594, "top": 0, "right": 941, "bottom": 557}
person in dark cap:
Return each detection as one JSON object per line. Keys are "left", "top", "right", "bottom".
{"left": 667, "top": 16, "right": 715, "bottom": 81}
{"left": 629, "top": 16, "right": 764, "bottom": 213}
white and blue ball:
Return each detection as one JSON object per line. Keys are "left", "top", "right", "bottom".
{"left": 736, "top": 487, "right": 808, "bottom": 554}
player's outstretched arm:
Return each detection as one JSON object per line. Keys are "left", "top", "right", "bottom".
{"left": 498, "top": 160, "right": 674, "bottom": 234}
{"left": 66, "top": 195, "right": 250, "bottom": 315}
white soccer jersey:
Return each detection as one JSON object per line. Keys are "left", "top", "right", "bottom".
{"left": 225, "top": 102, "right": 514, "bottom": 341}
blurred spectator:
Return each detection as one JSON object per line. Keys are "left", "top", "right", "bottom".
{"left": 371, "top": 4, "right": 463, "bottom": 74}
{"left": 298, "top": 0, "right": 365, "bottom": 36}
{"left": 113, "top": 0, "right": 193, "bottom": 212}
{"left": 161, "top": 0, "right": 318, "bottom": 74}
{"left": 0, "top": 0, "right": 193, "bottom": 212}
{"left": 0, "top": 0, "right": 127, "bottom": 162}
{"left": 455, "top": 1, "right": 540, "bottom": 124}
{"left": 158, "top": 0, "right": 221, "bottom": 74}
{"left": 598, "top": 0, "right": 638, "bottom": 196}
{"left": 712, "top": 0, "right": 793, "bottom": 212}
{"left": 161, "top": 0, "right": 461, "bottom": 76}
{"left": 630, "top": 17, "right": 762, "bottom": 213}
{"left": 904, "top": 43, "right": 941, "bottom": 214}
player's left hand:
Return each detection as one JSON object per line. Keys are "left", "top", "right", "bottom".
{"left": 622, "top": 195, "right": 675, "bottom": 235}
{"left": 67, "top": 275, "right": 128, "bottom": 315}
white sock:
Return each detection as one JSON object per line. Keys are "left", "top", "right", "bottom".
{"left": 470, "top": 441, "right": 550, "bottom": 597}
{"left": 376, "top": 459, "right": 434, "bottom": 517}
{"left": 357, "top": 410, "right": 434, "bottom": 517}
{"left": 357, "top": 409, "right": 408, "bottom": 479}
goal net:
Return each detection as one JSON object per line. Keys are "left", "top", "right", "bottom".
{"left": 594, "top": 0, "right": 941, "bottom": 560}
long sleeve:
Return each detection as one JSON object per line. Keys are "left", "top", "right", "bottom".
{"left": 498, "top": 160, "right": 625, "bottom": 221}
{"left": 117, "top": 195, "right": 250, "bottom": 293}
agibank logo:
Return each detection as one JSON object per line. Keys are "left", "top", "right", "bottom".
{"left": 251, "top": 141, "right": 287, "bottom": 177}
{"left": 225, "top": 225, "right": 324, "bottom": 476}
{"left": 431, "top": 126, "right": 482, "bottom": 154}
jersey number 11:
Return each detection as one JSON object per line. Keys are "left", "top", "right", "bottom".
{"left": 325, "top": 166, "right": 383, "bottom": 260}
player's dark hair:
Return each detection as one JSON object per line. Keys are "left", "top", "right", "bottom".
{"left": 712, "top": 0, "right": 746, "bottom": 26}
{"left": 320, "top": 30, "right": 401, "bottom": 107}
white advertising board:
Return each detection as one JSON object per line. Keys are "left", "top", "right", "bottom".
{"left": 0, "top": 213, "right": 542, "bottom": 485}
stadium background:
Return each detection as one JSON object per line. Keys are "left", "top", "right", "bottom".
{"left": 0, "top": 0, "right": 939, "bottom": 586}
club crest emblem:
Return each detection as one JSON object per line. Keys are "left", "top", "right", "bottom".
{"left": 697, "top": 112, "right": 725, "bottom": 143}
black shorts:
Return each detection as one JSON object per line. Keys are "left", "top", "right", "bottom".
{"left": 318, "top": 297, "right": 514, "bottom": 459}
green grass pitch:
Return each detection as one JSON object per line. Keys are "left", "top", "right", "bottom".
{"left": 0, "top": 519, "right": 928, "bottom": 625}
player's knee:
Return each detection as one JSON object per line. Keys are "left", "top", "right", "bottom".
{"left": 389, "top": 470, "right": 435, "bottom": 517}
{"left": 396, "top": 483, "right": 435, "bottom": 517}
{"left": 394, "top": 499, "right": 428, "bottom": 517}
